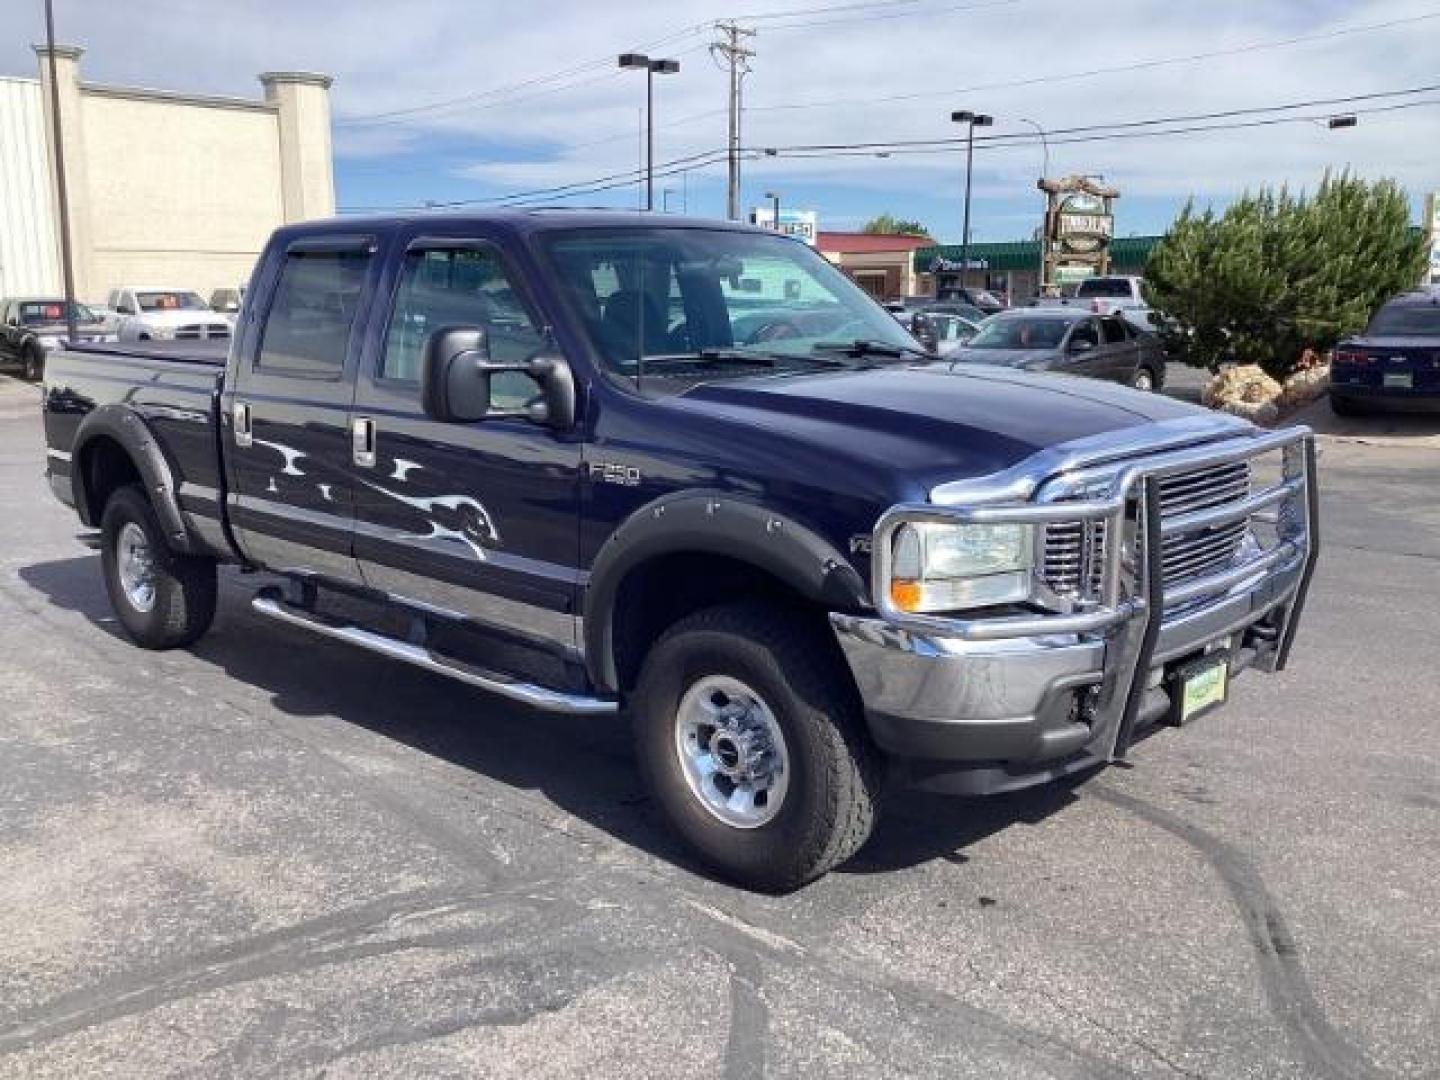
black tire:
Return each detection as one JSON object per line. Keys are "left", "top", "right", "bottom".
{"left": 1130, "top": 365, "right": 1161, "bottom": 392}
{"left": 1329, "top": 394, "right": 1364, "bottom": 417}
{"left": 22, "top": 345, "right": 44, "bottom": 383}
{"left": 100, "top": 485, "right": 217, "bottom": 650}
{"left": 631, "top": 602, "right": 884, "bottom": 892}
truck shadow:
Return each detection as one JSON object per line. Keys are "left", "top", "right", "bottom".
{"left": 18, "top": 555, "right": 1081, "bottom": 886}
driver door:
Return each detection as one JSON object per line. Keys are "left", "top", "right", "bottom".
{"left": 348, "top": 235, "right": 584, "bottom": 656}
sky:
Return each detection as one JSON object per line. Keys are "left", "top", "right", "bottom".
{"left": 4, "top": 0, "right": 1438, "bottom": 243}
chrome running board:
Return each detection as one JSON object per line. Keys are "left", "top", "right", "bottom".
{"left": 251, "top": 592, "right": 618, "bottom": 716}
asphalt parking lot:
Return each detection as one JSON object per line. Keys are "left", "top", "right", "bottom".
{"left": 0, "top": 370, "right": 1436, "bottom": 1079}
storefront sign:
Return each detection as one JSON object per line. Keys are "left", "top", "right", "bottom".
{"left": 1427, "top": 192, "right": 1440, "bottom": 284}
{"left": 1038, "top": 175, "right": 1120, "bottom": 288}
{"left": 1056, "top": 193, "right": 1114, "bottom": 254}
{"left": 751, "top": 208, "right": 818, "bottom": 246}
{"left": 929, "top": 255, "right": 989, "bottom": 273}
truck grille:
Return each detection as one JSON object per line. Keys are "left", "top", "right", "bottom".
{"left": 1157, "top": 462, "right": 1251, "bottom": 585}
{"left": 175, "top": 323, "right": 230, "bottom": 340}
{"left": 1041, "top": 460, "right": 1254, "bottom": 602}
{"left": 1042, "top": 520, "right": 1106, "bottom": 600}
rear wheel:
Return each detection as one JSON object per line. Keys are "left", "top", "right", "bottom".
{"left": 100, "top": 485, "right": 217, "bottom": 649}
{"left": 22, "top": 345, "right": 44, "bottom": 382}
{"left": 1130, "top": 366, "right": 1157, "bottom": 392}
{"left": 1330, "top": 393, "right": 1364, "bottom": 417}
{"left": 631, "top": 602, "right": 884, "bottom": 892}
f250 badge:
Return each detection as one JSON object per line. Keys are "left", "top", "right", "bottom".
{"left": 589, "top": 462, "right": 642, "bottom": 487}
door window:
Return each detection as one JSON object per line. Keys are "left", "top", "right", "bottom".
{"left": 381, "top": 245, "right": 546, "bottom": 408}
{"left": 1101, "top": 317, "right": 1128, "bottom": 345}
{"left": 1069, "top": 320, "right": 1099, "bottom": 347}
{"left": 257, "top": 247, "right": 372, "bottom": 379}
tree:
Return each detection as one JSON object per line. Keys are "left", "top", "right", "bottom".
{"left": 862, "top": 213, "right": 930, "bottom": 237}
{"left": 1144, "top": 171, "right": 1427, "bottom": 380}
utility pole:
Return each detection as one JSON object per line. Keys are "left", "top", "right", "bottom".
{"left": 712, "top": 21, "right": 755, "bottom": 221}
{"left": 43, "top": 0, "right": 78, "bottom": 342}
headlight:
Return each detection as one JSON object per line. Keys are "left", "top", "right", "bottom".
{"left": 148, "top": 326, "right": 177, "bottom": 340}
{"left": 37, "top": 334, "right": 64, "bottom": 350}
{"left": 889, "top": 521, "right": 1035, "bottom": 613}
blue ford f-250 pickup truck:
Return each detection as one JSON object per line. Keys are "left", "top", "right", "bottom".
{"left": 41, "top": 211, "right": 1320, "bottom": 890}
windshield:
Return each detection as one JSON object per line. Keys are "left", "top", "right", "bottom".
{"left": 19, "top": 301, "right": 96, "bottom": 325}
{"left": 1367, "top": 302, "right": 1440, "bottom": 336}
{"left": 966, "top": 315, "right": 1075, "bottom": 349}
{"left": 136, "top": 291, "right": 210, "bottom": 312}
{"left": 543, "top": 227, "right": 919, "bottom": 381}
{"left": 1076, "top": 278, "right": 1134, "bottom": 298}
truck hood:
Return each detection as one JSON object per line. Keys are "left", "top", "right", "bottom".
{"left": 667, "top": 362, "right": 1208, "bottom": 496}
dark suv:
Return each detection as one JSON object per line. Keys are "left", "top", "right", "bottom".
{"left": 1331, "top": 288, "right": 1440, "bottom": 414}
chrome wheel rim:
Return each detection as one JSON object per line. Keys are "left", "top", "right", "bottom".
{"left": 1133, "top": 370, "right": 1154, "bottom": 391}
{"left": 674, "top": 675, "right": 789, "bottom": 829}
{"left": 116, "top": 522, "right": 157, "bottom": 613}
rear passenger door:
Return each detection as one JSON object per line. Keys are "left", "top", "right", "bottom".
{"left": 347, "top": 235, "right": 584, "bottom": 657}
{"left": 226, "top": 235, "right": 377, "bottom": 584}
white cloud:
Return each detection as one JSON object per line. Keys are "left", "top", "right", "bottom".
{"left": 4, "top": 0, "right": 1437, "bottom": 225}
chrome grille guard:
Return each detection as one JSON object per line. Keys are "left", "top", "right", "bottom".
{"left": 870, "top": 425, "right": 1320, "bottom": 758}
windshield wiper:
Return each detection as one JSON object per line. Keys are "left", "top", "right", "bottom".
{"left": 811, "top": 339, "right": 932, "bottom": 361}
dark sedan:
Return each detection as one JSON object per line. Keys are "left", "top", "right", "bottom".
{"left": 950, "top": 309, "right": 1166, "bottom": 390}
{"left": 0, "top": 298, "right": 114, "bottom": 381}
{"left": 1331, "top": 289, "right": 1440, "bottom": 414}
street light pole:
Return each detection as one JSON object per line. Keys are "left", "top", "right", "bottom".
{"left": 1019, "top": 117, "right": 1050, "bottom": 294}
{"left": 618, "top": 54, "right": 680, "bottom": 211}
{"left": 43, "top": 0, "right": 78, "bottom": 342}
{"left": 765, "top": 191, "right": 781, "bottom": 231}
{"left": 951, "top": 110, "right": 993, "bottom": 295}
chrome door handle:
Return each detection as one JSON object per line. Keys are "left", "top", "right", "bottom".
{"left": 233, "top": 401, "right": 253, "bottom": 448}
{"left": 352, "top": 416, "right": 376, "bottom": 468}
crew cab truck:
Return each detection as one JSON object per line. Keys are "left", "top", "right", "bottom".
{"left": 42, "top": 211, "right": 1320, "bottom": 891}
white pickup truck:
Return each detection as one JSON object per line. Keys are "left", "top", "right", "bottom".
{"left": 106, "top": 286, "right": 233, "bottom": 343}
{"left": 1039, "top": 276, "right": 1156, "bottom": 332}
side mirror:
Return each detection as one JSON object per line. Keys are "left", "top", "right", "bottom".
{"left": 421, "top": 326, "right": 576, "bottom": 429}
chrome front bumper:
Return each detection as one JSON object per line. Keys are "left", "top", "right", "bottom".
{"left": 831, "top": 427, "right": 1320, "bottom": 794}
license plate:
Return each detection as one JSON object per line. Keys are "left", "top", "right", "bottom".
{"left": 1383, "top": 372, "right": 1413, "bottom": 389}
{"left": 1179, "top": 655, "right": 1229, "bottom": 723}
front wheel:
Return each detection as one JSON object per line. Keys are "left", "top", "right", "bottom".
{"left": 1130, "top": 366, "right": 1158, "bottom": 392}
{"left": 100, "top": 485, "right": 217, "bottom": 649}
{"left": 631, "top": 602, "right": 883, "bottom": 892}
{"left": 22, "top": 345, "right": 44, "bottom": 382}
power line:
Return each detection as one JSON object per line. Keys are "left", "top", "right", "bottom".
{"left": 747, "top": 83, "right": 1440, "bottom": 155}
{"left": 343, "top": 83, "right": 1440, "bottom": 212}
{"left": 755, "top": 0, "right": 1018, "bottom": 32}
{"left": 745, "top": 9, "right": 1440, "bottom": 113}
{"left": 335, "top": 24, "right": 706, "bottom": 126}
{"left": 753, "top": 98, "right": 1440, "bottom": 161}
{"left": 510, "top": 7, "right": 1439, "bottom": 164}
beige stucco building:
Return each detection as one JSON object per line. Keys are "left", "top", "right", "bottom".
{"left": 1, "top": 46, "right": 334, "bottom": 303}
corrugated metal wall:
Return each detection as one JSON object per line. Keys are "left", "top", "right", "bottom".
{"left": 0, "top": 77, "right": 61, "bottom": 298}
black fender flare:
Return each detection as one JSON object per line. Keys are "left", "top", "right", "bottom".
{"left": 582, "top": 490, "right": 868, "bottom": 692}
{"left": 71, "top": 403, "right": 194, "bottom": 552}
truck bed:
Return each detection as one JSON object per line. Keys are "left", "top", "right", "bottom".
{"left": 42, "top": 341, "right": 229, "bottom": 557}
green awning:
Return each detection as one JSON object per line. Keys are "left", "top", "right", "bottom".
{"left": 914, "top": 235, "right": 1164, "bottom": 273}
